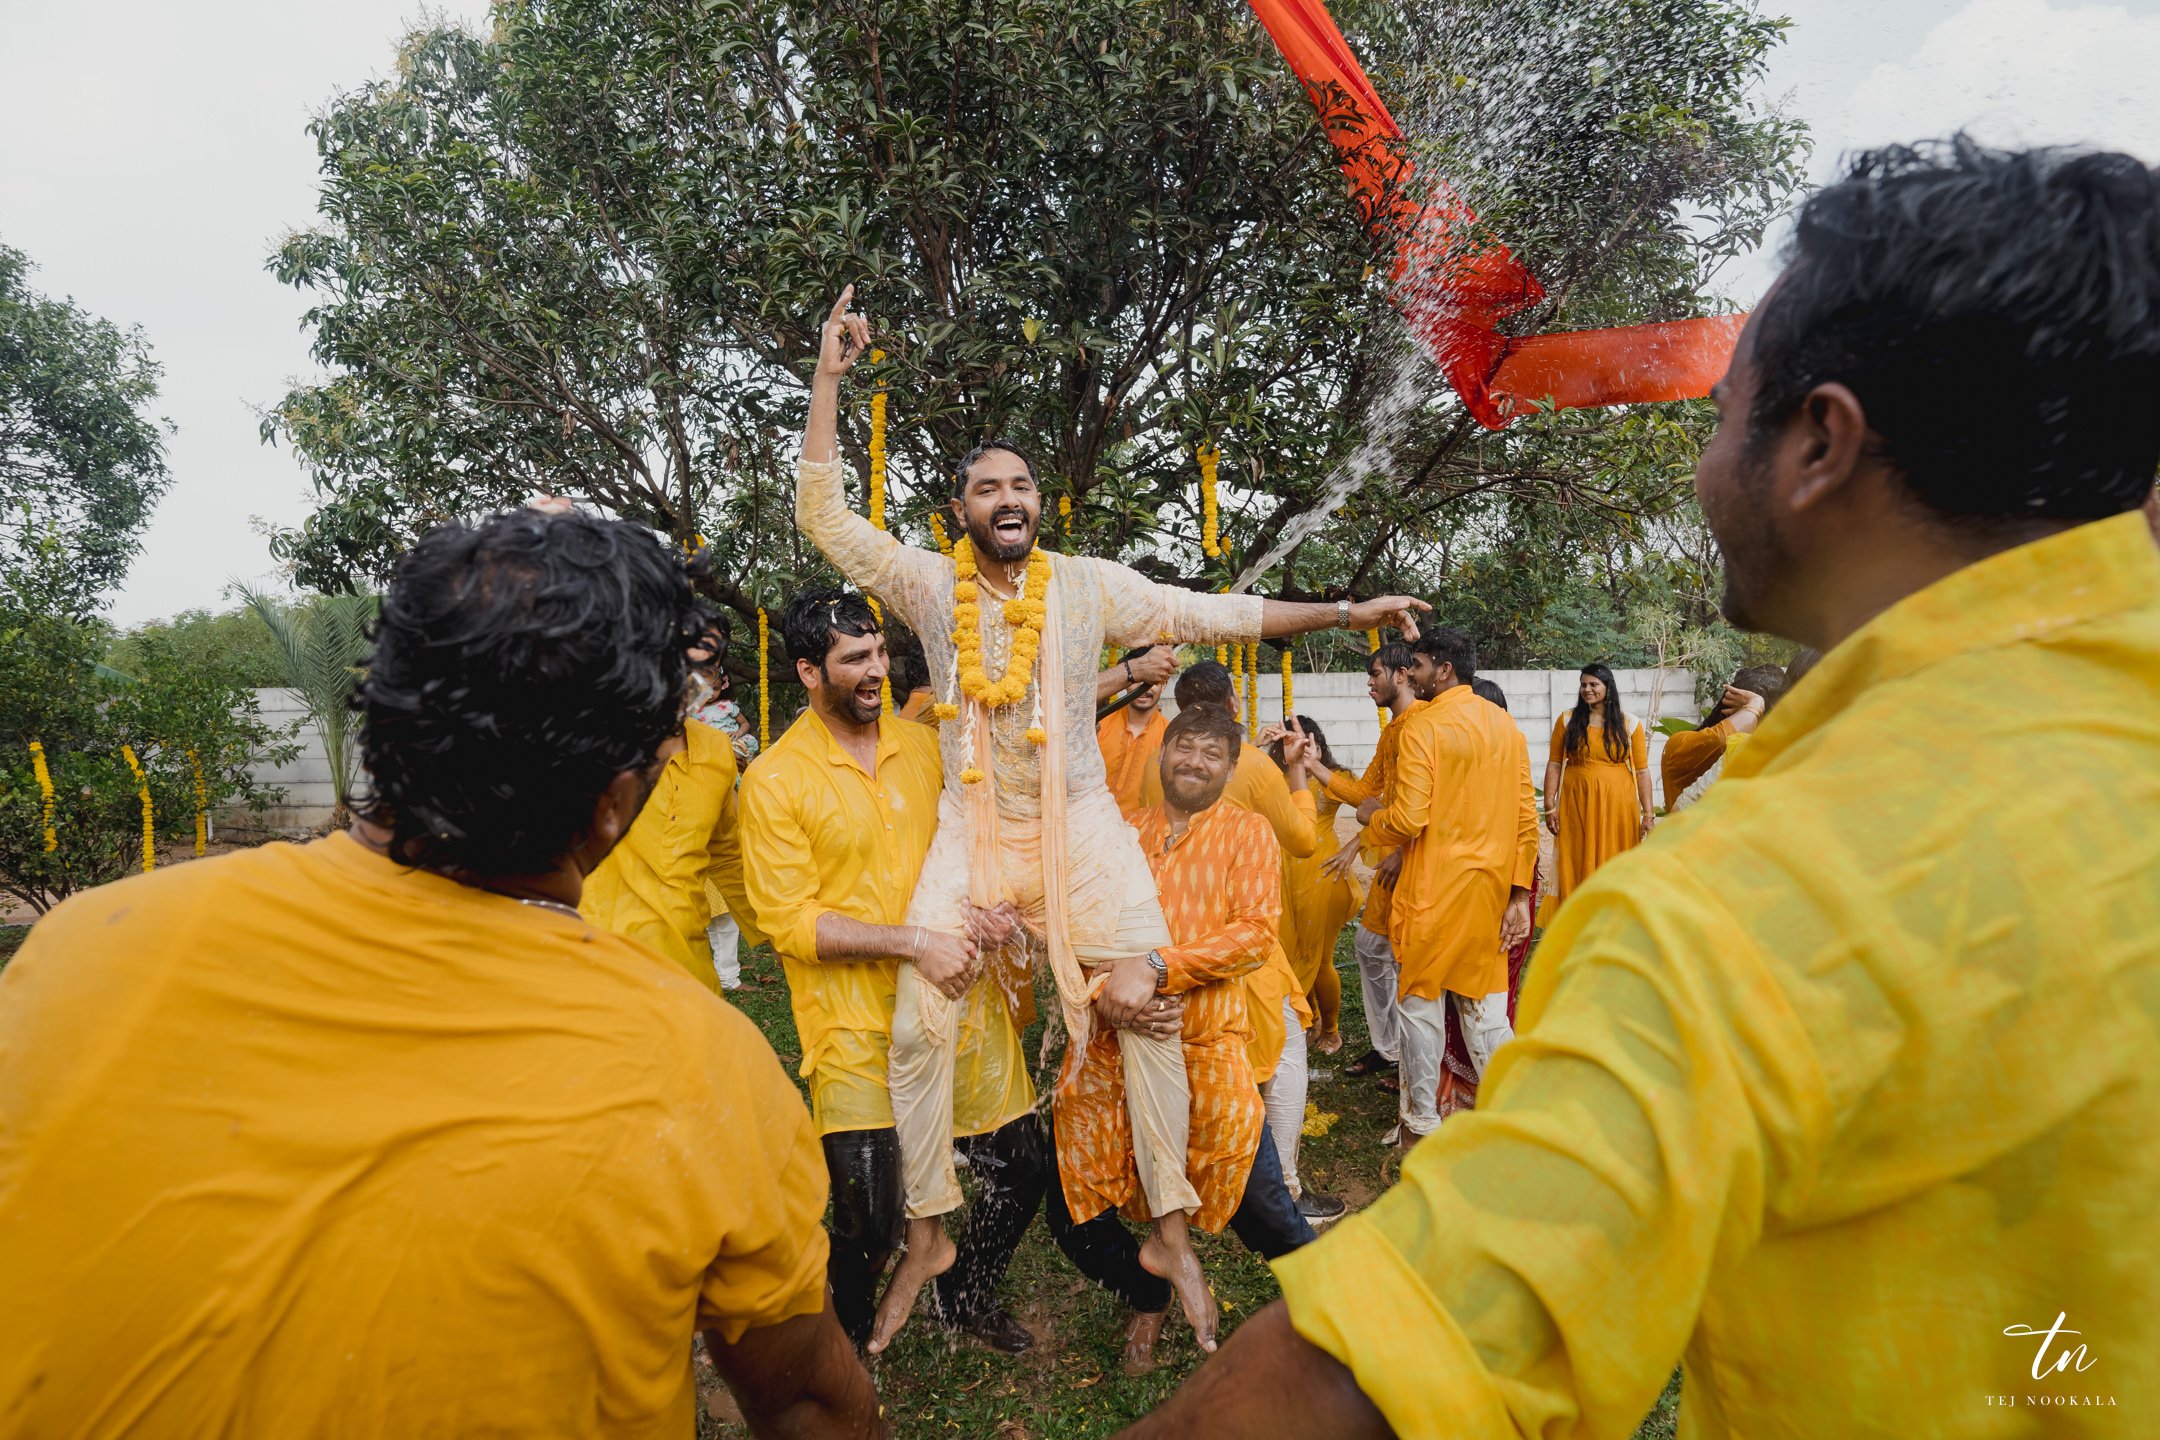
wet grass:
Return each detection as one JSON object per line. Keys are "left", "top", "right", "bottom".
{"left": 707, "top": 930, "right": 1682, "bottom": 1438}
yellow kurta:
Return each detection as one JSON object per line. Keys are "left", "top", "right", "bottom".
{"left": 579, "top": 718, "right": 751, "bottom": 990}
{"left": 1279, "top": 780, "right": 1363, "bottom": 996}
{"left": 1098, "top": 706, "right": 1168, "bottom": 815}
{"left": 1548, "top": 711, "right": 1649, "bottom": 900}
{"left": 0, "top": 833, "right": 828, "bottom": 1438}
{"left": 737, "top": 710, "right": 1033, "bottom": 1138}
{"left": 1659, "top": 714, "right": 1738, "bottom": 801}
{"left": 1276, "top": 510, "right": 2160, "bottom": 1439}
{"left": 1324, "top": 697, "right": 1430, "bottom": 937}
{"left": 1367, "top": 684, "right": 1538, "bottom": 1001}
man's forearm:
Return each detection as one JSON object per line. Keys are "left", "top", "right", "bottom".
{"left": 815, "top": 911, "right": 922, "bottom": 962}
{"left": 1114, "top": 1301, "right": 1390, "bottom": 1440}
{"left": 1095, "top": 666, "right": 1127, "bottom": 703}
{"left": 1259, "top": 599, "right": 1346, "bottom": 639}
{"left": 803, "top": 373, "right": 843, "bottom": 465}
{"left": 706, "top": 1298, "right": 889, "bottom": 1440}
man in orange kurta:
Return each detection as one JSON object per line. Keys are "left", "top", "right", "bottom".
{"left": 1097, "top": 678, "right": 1169, "bottom": 812}
{"left": 1357, "top": 627, "right": 1538, "bottom": 1142}
{"left": 1319, "top": 641, "right": 1425, "bottom": 1079}
{"left": 1051, "top": 704, "right": 1316, "bottom": 1370}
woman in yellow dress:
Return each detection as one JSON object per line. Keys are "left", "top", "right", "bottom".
{"left": 1268, "top": 716, "right": 1363, "bottom": 1055}
{"left": 1543, "top": 663, "right": 1653, "bottom": 901}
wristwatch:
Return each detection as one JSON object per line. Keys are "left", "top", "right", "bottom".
{"left": 1336, "top": 597, "right": 1352, "bottom": 628}
{"left": 1145, "top": 948, "right": 1169, "bottom": 991}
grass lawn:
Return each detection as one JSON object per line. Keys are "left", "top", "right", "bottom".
{"left": 704, "top": 929, "right": 1683, "bottom": 1439}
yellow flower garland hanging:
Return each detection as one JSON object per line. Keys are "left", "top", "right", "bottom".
{"left": 187, "top": 748, "right": 208, "bottom": 856}
{"left": 756, "top": 606, "right": 772, "bottom": 748}
{"left": 121, "top": 744, "right": 154, "bottom": 873}
{"left": 1244, "top": 641, "right": 1260, "bottom": 739}
{"left": 28, "top": 740, "right": 56, "bottom": 853}
{"left": 1197, "top": 443, "right": 1221, "bottom": 558}
{"left": 928, "top": 510, "right": 952, "bottom": 556}
{"left": 867, "top": 595, "right": 894, "bottom": 716}
{"left": 867, "top": 350, "right": 888, "bottom": 532}
{"left": 1280, "top": 646, "right": 1295, "bottom": 721}
{"left": 950, "top": 538, "right": 1051, "bottom": 779}
{"left": 1228, "top": 631, "right": 1243, "bottom": 692}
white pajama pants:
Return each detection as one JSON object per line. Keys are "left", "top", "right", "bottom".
{"left": 1353, "top": 926, "right": 1402, "bottom": 1062}
{"left": 705, "top": 911, "right": 742, "bottom": 990}
{"left": 1398, "top": 989, "right": 1512, "bottom": 1139}
{"left": 1258, "top": 996, "right": 1309, "bottom": 1199}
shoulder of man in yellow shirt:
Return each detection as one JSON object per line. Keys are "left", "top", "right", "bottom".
{"left": 1274, "top": 512, "right": 2160, "bottom": 1439}
{"left": 0, "top": 835, "right": 829, "bottom": 1432}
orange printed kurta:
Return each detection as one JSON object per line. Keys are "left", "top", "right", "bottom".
{"left": 1369, "top": 684, "right": 1539, "bottom": 1001}
{"left": 1549, "top": 713, "right": 1650, "bottom": 900}
{"left": 1054, "top": 801, "right": 1278, "bottom": 1231}
{"left": 1097, "top": 707, "right": 1169, "bottom": 814}
{"left": 1324, "top": 698, "right": 1429, "bottom": 937}
{"left": 1139, "top": 742, "right": 1317, "bottom": 1081}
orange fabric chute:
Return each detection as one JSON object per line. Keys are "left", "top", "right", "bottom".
{"left": 1244, "top": 0, "right": 1741, "bottom": 428}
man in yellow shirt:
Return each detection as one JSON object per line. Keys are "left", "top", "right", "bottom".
{"left": 1121, "top": 140, "right": 2160, "bottom": 1437}
{"left": 1353, "top": 627, "right": 1538, "bottom": 1144}
{"left": 0, "top": 509, "right": 877, "bottom": 1438}
{"left": 739, "top": 588, "right": 1047, "bottom": 1355}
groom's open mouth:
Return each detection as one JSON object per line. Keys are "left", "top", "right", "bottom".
{"left": 991, "top": 509, "right": 1030, "bottom": 545}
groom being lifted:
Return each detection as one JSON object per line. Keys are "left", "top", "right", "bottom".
{"left": 797, "top": 289, "right": 1426, "bottom": 1351}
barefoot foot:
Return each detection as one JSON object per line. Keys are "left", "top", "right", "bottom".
{"left": 1139, "top": 1217, "right": 1218, "bottom": 1352}
{"left": 868, "top": 1217, "right": 956, "bottom": 1355}
{"left": 1120, "top": 1307, "right": 1168, "bottom": 1376}
{"left": 1313, "top": 1027, "right": 1342, "bottom": 1056}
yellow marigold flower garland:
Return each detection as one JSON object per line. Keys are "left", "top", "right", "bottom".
{"left": 928, "top": 510, "right": 952, "bottom": 555}
{"left": 121, "top": 744, "right": 154, "bottom": 873}
{"left": 188, "top": 748, "right": 208, "bottom": 856}
{"left": 867, "top": 350, "right": 888, "bottom": 532}
{"left": 1197, "top": 443, "right": 1221, "bottom": 558}
{"left": 756, "top": 606, "right": 771, "bottom": 748}
{"left": 950, "top": 538, "right": 1051, "bottom": 782}
{"left": 1281, "top": 646, "right": 1294, "bottom": 720}
{"left": 1228, "top": 631, "right": 1243, "bottom": 691}
{"left": 867, "top": 595, "right": 893, "bottom": 716}
{"left": 1244, "top": 642, "right": 1260, "bottom": 739}
{"left": 28, "top": 740, "right": 56, "bottom": 853}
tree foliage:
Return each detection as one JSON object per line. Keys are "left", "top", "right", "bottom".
{"left": 106, "top": 604, "right": 291, "bottom": 689}
{"left": 0, "top": 241, "right": 173, "bottom": 618}
{"left": 238, "top": 588, "right": 377, "bottom": 823}
{"left": 0, "top": 610, "right": 293, "bottom": 914}
{"left": 267, "top": 0, "right": 1804, "bottom": 675}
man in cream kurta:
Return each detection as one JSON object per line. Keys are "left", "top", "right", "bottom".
{"left": 798, "top": 289, "right": 1427, "bottom": 1351}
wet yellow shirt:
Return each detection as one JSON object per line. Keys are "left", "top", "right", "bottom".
{"left": 0, "top": 833, "right": 829, "bottom": 1439}
{"left": 1277, "top": 511, "right": 2160, "bottom": 1437}
{"left": 580, "top": 718, "right": 753, "bottom": 990}
{"left": 738, "top": 710, "right": 1034, "bottom": 1137}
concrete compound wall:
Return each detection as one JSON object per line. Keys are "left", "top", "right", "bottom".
{"left": 1157, "top": 667, "right": 1702, "bottom": 808}
{"left": 230, "top": 688, "right": 343, "bottom": 836}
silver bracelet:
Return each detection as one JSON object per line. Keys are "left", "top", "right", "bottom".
{"left": 910, "top": 925, "right": 925, "bottom": 960}
{"left": 1337, "top": 597, "right": 1351, "bottom": 628}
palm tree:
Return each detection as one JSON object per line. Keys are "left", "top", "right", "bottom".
{"left": 238, "top": 587, "right": 376, "bottom": 826}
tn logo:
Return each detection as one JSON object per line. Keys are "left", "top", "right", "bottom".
{"left": 2002, "top": 1313, "right": 2098, "bottom": 1381}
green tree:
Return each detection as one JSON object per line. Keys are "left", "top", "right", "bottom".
{"left": 266, "top": 0, "right": 1801, "bottom": 679}
{"left": 0, "top": 241, "right": 173, "bottom": 618}
{"left": 0, "top": 609, "right": 292, "bottom": 915}
{"left": 106, "top": 604, "right": 289, "bottom": 689}
{"left": 238, "top": 588, "right": 377, "bottom": 825}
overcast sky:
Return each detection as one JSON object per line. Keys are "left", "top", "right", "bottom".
{"left": 2, "top": 0, "right": 2156, "bottom": 626}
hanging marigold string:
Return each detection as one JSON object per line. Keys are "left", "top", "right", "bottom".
{"left": 1368, "top": 627, "right": 1387, "bottom": 728}
{"left": 28, "top": 740, "right": 56, "bottom": 853}
{"left": 1197, "top": 443, "right": 1222, "bottom": 558}
{"left": 121, "top": 744, "right": 154, "bottom": 873}
{"left": 756, "top": 606, "right": 772, "bottom": 748}
{"left": 1281, "top": 645, "right": 1295, "bottom": 721}
{"left": 867, "top": 595, "right": 894, "bottom": 716}
{"left": 1244, "top": 642, "right": 1261, "bottom": 739}
{"left": 1228, "top": 631, "right": 1243, "bottom": 694}
{"left": 187, "top": 748, "right": 208, "bottom": 856}
{"left": 928, "top": 510, "right": 952, "bottom": 556}
{"left": 867, "top": 349, "right": 888, "bottom": 532}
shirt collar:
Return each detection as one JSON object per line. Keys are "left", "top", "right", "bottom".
{"left": 802, "top": 706, "right": 901, "bottom": 777}
{"left": 1730, "top": 510, "right": 2160, "bottom": 779}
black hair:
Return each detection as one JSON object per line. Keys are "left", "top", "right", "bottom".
{"left": 889, "top": 631, "right": 931, "bottom": 695}
{"left": 1412, "top": 626, "right": 1477, "bottom": 683}
{"left": 780, "top": 588, "right": 882, "bottom": 670}
{"left": 1161, "top": 702, "right": 1243, "bottom": 765}
{"left": 1699, "top": 662, "right": 1789, "bottom": 727}
{"left": 1267, "top": 713, "right": 1341, "bottom": 773}
{"left": 355, "top": 509, "right": 709, "bottom": 878}
{"left": 1369, "top": 641, "right": 1413, "bottom": 674}
{"left": 1173, "top": 659, "right": 1236, "bottom": 711}
{"left": 952, "top": 440, "right": 1040, "bottom": 499}
{"left": 1564, "top": 662, "right": 1628, "bottom": 762}
{"left": 1750, "top": 137, "right": 2160, "bottom": 527}
{"left": 1470, "top": 678, "right": 1510, "bottom": 711}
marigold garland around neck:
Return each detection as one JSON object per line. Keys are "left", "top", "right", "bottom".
{"left": 951, "top": 537, "right": 1051, "bottom": 714}
{"left": 28, "top": 740, "right": 56, "bottom": 852}
{"left": 121, "top": 744, "right": 154, "bottom": 873}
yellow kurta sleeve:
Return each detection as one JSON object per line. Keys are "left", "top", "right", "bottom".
{"left": 1659, "top": 718, "right": 1736, "bottom": 801}
{"left": 795, "top": 457, "right": 949, "bottom": 635}
{"left": 1513, "top": 743, "right": 1539, "bottom": 890}
{"left": 1631, "top": 719, "right": 1651, "bottom": 771}
{"left": 1230, "top": 751, "right": 1320, "bottom": 859}
{"left": 737, "top": 768, "right": 830, "bottom": 972}
{"left": 1548, "top": 713, "right": 1569, "bottom": 764}
{"left": 1364, "top": 715, "right": 1433, "bottom": 852}
{"left": 1274, "top": 876, "right": 1783, "bottom": 1439}
{"left": 703, "top": 745, "right": 763, "bottom": 950}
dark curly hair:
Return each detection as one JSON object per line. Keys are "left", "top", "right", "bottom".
{"left": 354, "top": 509, "right": 710, "bottom": 877}
{"left": 1172, "top": 659, "right": 1235, "bottom": 711}
{"left": 780, "top": 587, "right": 882, "bottom": 670}
{"left": 1749, "top": 137, "right": 2160, "bottom": 526}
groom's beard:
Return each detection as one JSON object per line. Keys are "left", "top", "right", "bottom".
{"left": 966, "top": 506, "right": 1038, "bottom": 565}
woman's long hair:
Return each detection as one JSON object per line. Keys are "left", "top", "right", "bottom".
{"left": 1268, "top": 713, "right": 1341, "bottom": 776}
{"left": 1563, "top": 663, "right": 1629, "bottom": 761}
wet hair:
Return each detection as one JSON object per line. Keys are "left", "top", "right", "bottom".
{"left": 952, "top": 440, "right": 1040, "bottom": 499}
{"left": 1564, "top": 662, "right": 1629, "bottom": 762}
{"left": 1172, "top": 659, "right": 1236, "bottom": 711}
{"left": 1161, "top": 702, "right": 1243, "bottom": 765}
{"left": 1412, "top": 626, "right": 1477, "bottom": 683}
{"left": 889, "top": 631, "right": 931, "bottom": 696}
{"left": 1267, "top": 713, "right": 1341, "bottom": 773}
{"left": 1368, "top": 641, "right": 1413, "bottom": 675}
{"left": 355, "top": 509, "right": 708, "bottom": 878}
{"left": 1749, "top": 137, "right": 2160, "bottom": 527}
{"left": 1470, "top": 678, "right": 1510, "bottom": 711}
{"left": 781, "top": 588, "right": 882, "bottom": 670}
